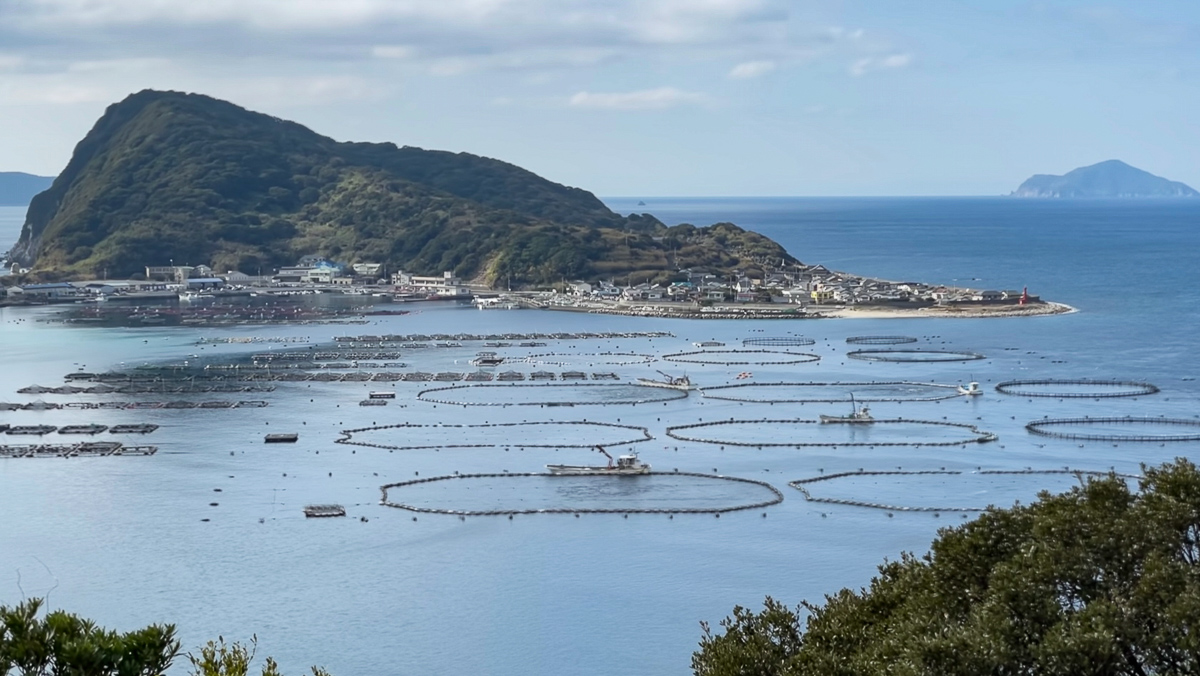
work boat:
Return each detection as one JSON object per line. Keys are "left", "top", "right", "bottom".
{"left": 819, "top": 394, "right": 874, "bottom": 424}
{"left": 958, "top": 382, "right": 983, "bottom": 396}
{"left": 636, "top": 371, "right": 695, "bottom": 391}
{"left": 546, "top": 448, "right": 651, "bottom": 475}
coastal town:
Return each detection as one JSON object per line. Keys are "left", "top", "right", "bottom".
{"left": 0, "top": 256, "right": 1066, "bottom": 319}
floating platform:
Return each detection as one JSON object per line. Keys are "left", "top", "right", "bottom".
{"left": 59, "top": 424, "right": 108, "bottom": 435}
{"left": 360, "top": 399, "right": 388, "bottom": 406}
{"left": 109, "top": 424, "right": 159, "bottom": 434}
{"left": 304, "top": 504, "right": 346, "bottom": 518}
{"left": 7, "top": 425, "right": 57, "bottom": 435}
{"left": 265, "top": 433, "right": 299, "bottom": 443}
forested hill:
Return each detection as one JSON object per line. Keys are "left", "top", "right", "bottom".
{"left": 12, "top": 90, "right": 796, "bottom": 284}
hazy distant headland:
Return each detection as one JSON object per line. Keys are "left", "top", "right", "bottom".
{"left": 0, "top": 172, "right": 54, "bottom": 206}
{"left": 1012, "top": 159, "right": 1198, "bottom": 198}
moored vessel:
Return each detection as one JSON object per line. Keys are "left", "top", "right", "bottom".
{"left": 819, "top": 395, "right": 873, "bottom": 424}
{"left": 546, "top": 446, "right": 651, "bottom": 475}
{"left": 636, "top": 371, "right": 695, "bottom": 391}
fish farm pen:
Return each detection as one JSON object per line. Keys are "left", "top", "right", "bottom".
{"left": 5, "top": 399, "right": 267, "bottom": 410}
{"left": 1025, "top": 417, "right": 1200, "bottom": 442}
{"left": 845, "top": 336, "right": 919, "bottom": 345}
{"left": 378, "top": 471, "right": 785, "bottom": 517}
{"left": 0, "top": 442, "right": 157, "bottom": 458}
{"left": 336, "top": 420, "right": 654, "bottom": 452}
{"left": 331, "top": 331, "right": 674, "bottom": 344}
{"left": 740, "top": 337, "right": 817, "bottom": 347}
{"left": 415, "top": 383, "right": 690, "bottom": 407}
{"left": 697, "top": 381, "right": 967, "bottom": 403}
{"left": 788, "top": 469, "right": 1141, "bottom": 512}
{"left": 846, "top": 349, "right": 985, "bottom": 362}
{"left": 661, "top": 349, "right": 821, "bottom": 365}
{"left": 995, "top": 379, "right": 1160, "bottom": 398}
{"left": 664, "top": 418, "right": 999, "bottom": 448}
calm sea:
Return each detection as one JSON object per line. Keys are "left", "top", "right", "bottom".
{"left": 2, "top": 198, "right": 1199, "bottom": 676}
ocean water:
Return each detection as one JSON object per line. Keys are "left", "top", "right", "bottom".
{"left": 1, "top": 198, "right": 1199, "bottom": 676}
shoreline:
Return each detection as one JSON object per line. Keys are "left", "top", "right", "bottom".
{"left": 539, "top": 300, "right": 1077, "bottom": 320}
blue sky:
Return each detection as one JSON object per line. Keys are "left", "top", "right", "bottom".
{"left": 0, "top": 1, "right": 1196, "bottom": 195}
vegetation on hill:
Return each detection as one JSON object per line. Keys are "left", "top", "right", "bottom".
{"left": 693, "top": 459, "right": 1200, "bottom": 676}
{"left": 12, "top": 90, "right": 796, "bottom": 284}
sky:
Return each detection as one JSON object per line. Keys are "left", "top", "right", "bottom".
{"left": 0, "top": 0, "right": 1198, "bottom": 196}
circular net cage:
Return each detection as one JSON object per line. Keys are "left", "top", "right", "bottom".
{"left": 847, "top": 349, "right": 985, "bottom": 363}
{"left": 380, "top": 472, "right": 784, "bottom": 516}
{"left": 417, "top": 383, "right": 689, "bottom": 406}
{"left": 699, "top": 381, "right": 964, "bottom": 403}
{"left": 338, "top": 420, "right": 653, "bottom": 451}
{"left": 1025, "top": 417, "right": 1200, "bottom": 442}
{"left": 741, "top": 337, "right": 816, "bottom": 347}
{"left": 845, "top": 336, "right": 918, "bottom": 345}
{"left": 996, "top": 379, "right": 1159, "bottom": 398}
{"left": 662, "top": 349, "right": 821, "bottom": 365}
{"left": 666, "top": 418, "right": 998, "bottom": 447}
{"left": 788, "top": 469, "right": 1139, "bottom": 512}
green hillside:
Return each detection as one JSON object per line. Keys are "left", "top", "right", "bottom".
{"left": 12, "top": 90, "right": 796, "bottom": 284}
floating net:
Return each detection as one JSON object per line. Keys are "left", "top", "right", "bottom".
{"left": 1025, "top": 417, "right": 1200, "bottom": 442}
{"left": 662, "top": 349, "right": 821, "bottom": 365}
{"left": 666, "top": 419, "right": 998, "bottom": 447}
{"left": 996, "top": 379, "right": 1159, "bottom": 398}
{"left": 337, "top": 421, "right": 653, "bottom": 451}
{"left": 845, "top": 336, "right": 918, "bottom": 345}
{"left": 520, "top": 352, "right": 656, "bottom": 367}
{"left": 699, "top": 381, "right": 964, "bottom": 403}
{"left": 417, "top": 383, "right": 689, "bottom": 406}
{"left": 847, "top": 349, "right": 985, "bottom": 363}
{"left": 741, "top": 337, "right": 816, "bottom": 347}
{"left": 379, "top": 471, "right": 784, "bottom": 516}
{"left": 789, "top": 469, "right": 1139, "bottom": 512}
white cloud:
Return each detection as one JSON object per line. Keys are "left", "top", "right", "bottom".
{"left": 569, "top": 87, "right": 704, "bottom": 110}
{"left": 728, "top": 60, "right": 775, "bottom": 79}
{"left": 850, "top": 53, "right": 911, "bottom": 76}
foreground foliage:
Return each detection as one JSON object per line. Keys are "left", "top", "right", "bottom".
{"left": 0, "top": 599, "right": 329, "bottom": 675}
{"left": 693, "top": 459, "right": 1200, "bottom": 676}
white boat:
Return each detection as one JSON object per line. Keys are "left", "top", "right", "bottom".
{"left": 546, "top": 447, "right": 651, "bottom": 475}
{"left": 819, "top": 394, "right": 873, "bottom": 424}
{"left": 178, "top": 291, "right": 215, "bottom": 302}
{"left": 474, "top": 296, "right": 519, "bottom": 310}
{"left": 470, "top": 351, "right": 505, "bottom": 367}
{"left": 958, "top": 382, "right": 983, "bottom": 396}
{"left": 636, "top": 371, "right": 695, "bottom": 391}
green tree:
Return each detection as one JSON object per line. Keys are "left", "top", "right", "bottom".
{"left": 693, "top": 459, "right": 1200, "bottom": 676}
{"left": 0, "top": 598, "right": 178, "bottom": 675}
{"left": 0, "top": 600, "right": 332, "bottom": 676}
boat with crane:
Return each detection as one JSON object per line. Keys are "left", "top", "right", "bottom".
{"left": 819, "top": 393, "right": 874, "bottom": 424}
{"left": 546, "top": 446, "right": 651, "bottom": 475}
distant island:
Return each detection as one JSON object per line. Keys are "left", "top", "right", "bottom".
{"left": 0, "top": 172, "right": 54, "bottom": 206}
{"left": 1012, "top": 160, "right": 1197, "bottom": 198}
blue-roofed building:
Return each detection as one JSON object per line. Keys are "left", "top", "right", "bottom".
{"left": 184, "top": 277, "right": 226, "bottom": 290}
